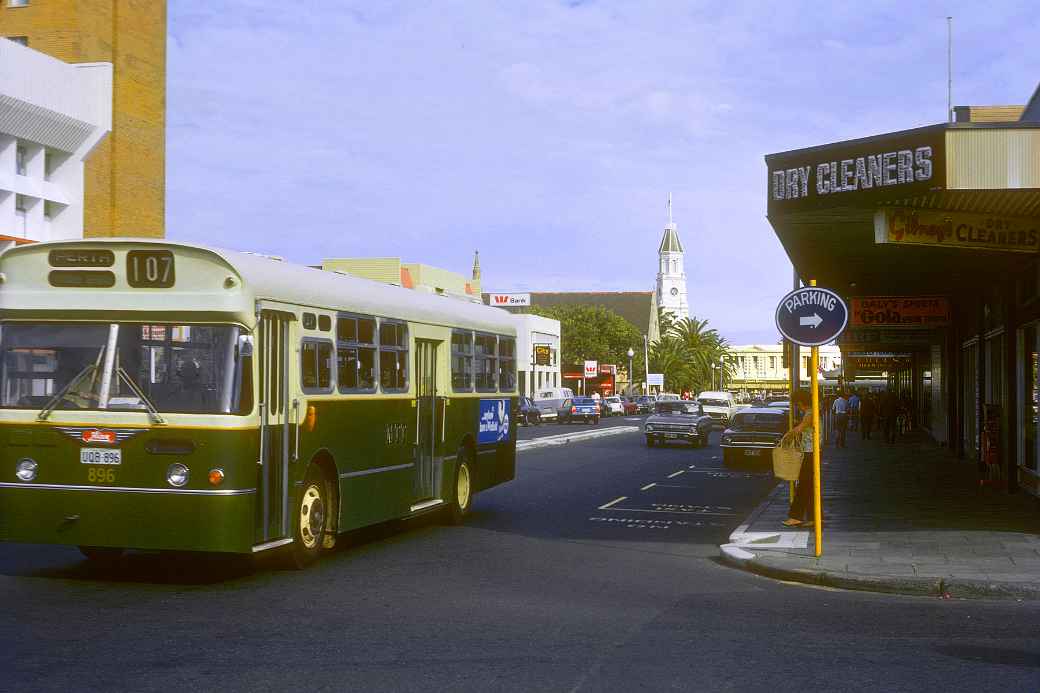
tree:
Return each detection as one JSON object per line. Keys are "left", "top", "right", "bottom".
{"left": 648, "top": 312, "right": 733, "bottom": 394}
{"left": 529, "top": 304, "right": 645, "bottom": 382}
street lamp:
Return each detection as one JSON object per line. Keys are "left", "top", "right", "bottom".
{"left": 719, "top": 355, "right": 726, "bottom": 391}
{"left": 711, "top": 363, "right": 717, "bottom": 390}
{"left": 627, "top": 348, "right": 635, "bottom": 396}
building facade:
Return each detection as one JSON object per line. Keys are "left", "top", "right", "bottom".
{"left": 0, "top": 39, "right": 111, "bottom": 246}
{"left": 766, "top": 84, "right": 1040, "bottom": 497}
{"left": 1, "top": 0, "right": 166, "bottom": 238}
{"left": 726, "top": 344, "right": 842, "bottom": 395}
{"left": 511, "top": 313, "right": 562, "bottom": 398}
{"left": 321, "top": 254, "right": 482, "bottom": 303}
{"left": 656, "top": 195, "right": 689, "bottom": 321}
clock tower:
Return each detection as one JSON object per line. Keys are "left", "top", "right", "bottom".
{"left": 656, "top": 194, "right": 689, "bottom": 322}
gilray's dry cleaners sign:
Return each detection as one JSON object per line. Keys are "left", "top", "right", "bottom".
{"left": 874, "top": 208, "right": 1040, "bottom": 253}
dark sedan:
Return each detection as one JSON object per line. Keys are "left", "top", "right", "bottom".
{"left": 644, "top": 401, "right": 714, "bottom": 448}
{"left": 720, "top": 407, "right": 790, "bottom": 466}
{"left": 635, "top": 395, "right": 655, "bottom": 414}
{"left": 517, "top": 397, "right": 542, "bottom": 426}
{"left": 557, "top": 397, "right": 600, "bottom": 424}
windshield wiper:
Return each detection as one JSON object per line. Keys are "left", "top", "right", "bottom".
{"left": 37, "top": 364, "right": 98, "bottom": 422}
{"left": 116, "top": 367, "right": 166, "bottom": 425}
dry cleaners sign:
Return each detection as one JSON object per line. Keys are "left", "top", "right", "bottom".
{"left": 772, "top": 146, "right": 933, "bottom": 201}
{"left": 874, "top": 208, "right": 1040, "bottom": 253}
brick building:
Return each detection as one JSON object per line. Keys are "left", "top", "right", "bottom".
{"left": 1, "top": 0, "right": 166, "bottom": 238}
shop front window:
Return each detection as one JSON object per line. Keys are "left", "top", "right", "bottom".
{"left": 1023, "top": 325, "right": 1038, "bottom": 473}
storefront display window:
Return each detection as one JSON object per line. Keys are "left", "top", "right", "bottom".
{"left": 1020, "top": 324, "right": 1038, "bottom": 474}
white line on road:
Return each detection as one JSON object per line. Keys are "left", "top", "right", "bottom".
{"left": 517, "top": 426, "right": 641, "bottom": 452}
{"left": 598, "top": 496, "right": 627, "bottom": 510}
{"left": 601, "top": 507, "right": 736, "bottom": 517}
{"left": 688, "top": 464, "right": 696, "bottom": 469}
{"left": 640, "top": 483, "right": 656, "bottom": 491}
{"left": 667, "top": 470, "right": 685, "bottom": 478}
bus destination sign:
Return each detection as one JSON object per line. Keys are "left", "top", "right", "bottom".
{"left": 48, "top": 249, "right": 114, "bottom": 267}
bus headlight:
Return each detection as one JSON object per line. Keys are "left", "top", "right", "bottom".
{"left": 167, "top": 463, "right": 189, "bottom": 487}
{"left": 16, "top": 458, "right": 38, "bottom": 482}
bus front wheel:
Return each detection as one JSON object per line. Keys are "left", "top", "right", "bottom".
{"left": 289, "top": 465, "right": 330, "bottom": 569}
{"left": 448, "top": 448, "right": 473, "bottom": 525}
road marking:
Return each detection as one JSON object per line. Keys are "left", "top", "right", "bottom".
{"left": 602, "top": 507, "right": 736, "bottom": 517}
{"left": 625, "top": 417, "right": 642, "bottom": 422}
{"left": 688, "top": 464, "right": 696, "bottom": 469}
{"left": 598, "top": 496, "right": 627, "bottom": 510}
{"left": 667, "top": 470, "right": 684, "bottom": 478}
{"left": 640, "top": 482, "right": 656, "bottom": 491}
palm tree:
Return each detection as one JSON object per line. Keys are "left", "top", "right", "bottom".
{"left": 649, "top": 314, "right": 734, "bottom": 394}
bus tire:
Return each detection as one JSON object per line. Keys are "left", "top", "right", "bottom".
{"left": 288, "top": 464, "right": 330, "bottom": 569}
{"left": 448, "top": 448, "right": 473, "bottom": 525}
{"left": 79, "top": 546, "right": 124, "bottom": 565}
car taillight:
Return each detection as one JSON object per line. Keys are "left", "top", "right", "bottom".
{"left": 571, "top": 406, "right": 577, "bottom": 413}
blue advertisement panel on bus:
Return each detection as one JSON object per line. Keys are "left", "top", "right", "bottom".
{"left": 478, "top": 398, "right": 511, "bottom": 444}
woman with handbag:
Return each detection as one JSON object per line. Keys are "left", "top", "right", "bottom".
{"left": 782, "top": 390, "right": 816, "bottom": 528}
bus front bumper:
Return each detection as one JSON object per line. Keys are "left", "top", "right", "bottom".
{"left": 0, "top": 483, "right": 256, "bottom": 553}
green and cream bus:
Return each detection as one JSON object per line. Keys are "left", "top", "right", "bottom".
{"left": 0, "top": 240, "right": 518, "bottom": 567}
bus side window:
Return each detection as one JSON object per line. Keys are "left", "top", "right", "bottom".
{"left": 451, "top": 330, "right": 473, "bottom": 391}
{"left": 337, "top": 314, "right": 376, "bottom": 392}
{"left": 498, "top": 336, "right": 516, "bottom": 391}
{"left": 475, "top": 333, "right": 497, "bottom": 391}
{"left": 378, "top": 320, "right": 408, "bottom": 391}
{"left": 301, "top": 340, "right": 333, "bottom": 393}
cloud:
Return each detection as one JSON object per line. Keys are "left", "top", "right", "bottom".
{"left": 166, "top": 1, "right": 1040, "bottom": 343}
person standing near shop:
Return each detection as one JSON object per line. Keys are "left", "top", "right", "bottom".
{"left": 848, "top": 389, "right": 860, "bottom": 432}
{"left": 860, "top": 392, "right": 876, "bottom": 440}
{"left": 783, "top": 390, "right": 817, "bottom": 528}
{"left": 880, "top": 391, "right": 899, "bottom": 444}
{"left": 831, "top": 390, "right": 849, "bottom": 448}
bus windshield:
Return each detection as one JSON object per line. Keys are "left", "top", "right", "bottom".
{"left": 1, "top": 323, "right": 245, "bottom": 415}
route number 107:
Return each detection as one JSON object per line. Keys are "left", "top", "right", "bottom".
{"left": 127, "top": 250, "right": 175, "bottom": 288}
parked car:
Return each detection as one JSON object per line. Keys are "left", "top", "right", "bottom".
{"left": 622, "top": 397, "right": 639, "bottom": 415}
{"left": 517, "top": 397, "right": 542, "bottom": 426}
{"left": 720, "top": 407, "right": 790, "bottom": 466}
{"left": 656, "top": 392, "right": 681, "bottom": 402}
{"left": 697, "top": 390, "right": 740, "bottom": 428}
{"left": 557, "top": 397, "right": 600, "bottom": 424}
{"left": 602, "top": 395, "right": 624, "bottom": 416}
{"left": 644, "top": 400, "right": 714, "bottom": 448}
{"left": 635, "top": 395, "right": 656, "bottom": 414}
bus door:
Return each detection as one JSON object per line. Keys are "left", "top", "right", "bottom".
{"left": 257, "top": 309, "right": 293, "bottom": 544}
{"left": 414, "top": 340, "right": 442, "bottom": 503}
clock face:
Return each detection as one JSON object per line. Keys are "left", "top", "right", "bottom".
{"left": 670, "top": 287, "right": 679, "bottom": 296}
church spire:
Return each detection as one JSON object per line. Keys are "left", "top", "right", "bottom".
{"left": 472, "top": 250, "right": 481, "bottom": 281}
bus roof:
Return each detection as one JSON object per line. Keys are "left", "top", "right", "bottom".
{"left": 0, "top": 238, "right": 517, "bottom": 335}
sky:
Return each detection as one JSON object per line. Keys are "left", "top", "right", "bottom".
{"left": 166, "top": 1, "right": 1040, "bottom": 344}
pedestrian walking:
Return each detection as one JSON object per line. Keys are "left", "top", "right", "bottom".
{"left": 880, "top": 391, "right": 899, "bottom": 444}
{"left": 848, "top": 390, "right": 860, "bottom": 432}
{"left": 860, "top": 393, "right": 876, "bottom": 440}
{"left": 783, "top": 390, "right": 817, "bottom": 528}
{"left": 831, "top": 390, "right": 849, "bottom": 448}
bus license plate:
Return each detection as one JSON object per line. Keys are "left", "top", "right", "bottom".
{"left": 80, "top": 448, "right": 121, "bottom": 465}
{"left": 743, "top": 449, "right": 761, "bottom": 457}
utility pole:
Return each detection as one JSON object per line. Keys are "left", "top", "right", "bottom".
{"left": 947, "top": 16, "right": 953, "bottom": 123}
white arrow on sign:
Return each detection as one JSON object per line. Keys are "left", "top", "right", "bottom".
{"left": 799, "top": 313, "right": 823, "bottom": 328}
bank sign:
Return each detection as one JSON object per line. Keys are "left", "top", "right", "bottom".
{"left": 478, "top": 398, "right": 511, "bottom": 444}
{"left": 488, "top": 293, "right": 531, "bottom": 307}
{"left": 775, "top": 287, "right": 849, "bottom": 347}
{"left": 766, "top": 127, "right": 946, "bottom": 213}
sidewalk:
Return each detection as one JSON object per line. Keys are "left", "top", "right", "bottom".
{"left": 720, "top": 429, "right": 1040, "bottom": 600}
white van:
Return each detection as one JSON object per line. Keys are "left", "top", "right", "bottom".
{"left": 696, "top": 390, "right": 739, "bottom": 427}
{"left": 533, "top": 387, "right": 574, "bottom": 422}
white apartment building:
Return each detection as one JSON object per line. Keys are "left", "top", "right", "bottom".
{"left": 726, "top": 344, "right": 842, "bottom": 394}
{"left": 0, "top": 39, "right": 111, "bottom": 249}
{"left": 511, "top": 313, "right": 562, "bottom": 397}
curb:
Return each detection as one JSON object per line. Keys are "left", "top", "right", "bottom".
{"left": 719, "top": 545, "right": 1040, "bottom": 600}
{"left": 516, "top": 426, "right": 641, "bottom": 452}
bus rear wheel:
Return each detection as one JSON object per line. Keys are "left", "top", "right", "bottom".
{"left": 447, "top": 448, "right": 473, "bottom": 525}
{"left": 288, "top": 465, "right": 330, "bottom": 569}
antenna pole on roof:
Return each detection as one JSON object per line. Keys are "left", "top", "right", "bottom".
{"left": 947, "top": 16, "right": 953, "bottom": 123}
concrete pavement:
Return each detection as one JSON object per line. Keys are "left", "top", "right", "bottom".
{"left": 721, "top": 430, "right": 1040, "bottom": 600}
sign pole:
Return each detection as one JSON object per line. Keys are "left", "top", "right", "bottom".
{"left": 809, "top": 279, "right": 823, "bottom": 557}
